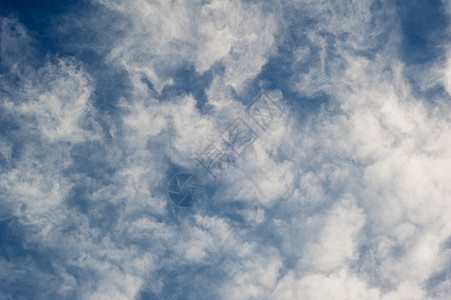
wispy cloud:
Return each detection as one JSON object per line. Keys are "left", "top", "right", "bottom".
{"left": 1, "top": 0, "right": 451, "bottom": 299}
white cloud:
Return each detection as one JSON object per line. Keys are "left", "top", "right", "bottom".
{"left": 272, "top": 269, "right": 381, "bottom": 300}
{"left": 98, "top": 0, "right": 277, "bottom": 93}
{"left": 300, "top": 197, "right": 365, "bottom": 273}
{"left": 2, "top": 0, "right": 451, "bottom": 299}
{"left": 219, "top": 248, "right": 282, "bottom": 300}
{"left": 1, "top": 57, "right": 99, "bottom": 144}
{"left": 269, "top": 57, "right": 451, "bottom": 300}
{"left": 104, "top": 1, "right": 451, "bottom": 297}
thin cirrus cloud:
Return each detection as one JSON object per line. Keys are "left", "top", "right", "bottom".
{"left": 0, "top": 0, "right": 451, "bottom": 299}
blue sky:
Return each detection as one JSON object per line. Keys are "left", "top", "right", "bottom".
{"left": 1, "top": 0, "right": 451, "bottom": 299}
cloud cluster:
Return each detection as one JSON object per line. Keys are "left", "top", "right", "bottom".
{"left": 98, "top": 0, "right": 277, "bottom": 93}
{"left": 1, "top": 0, "right": 451, "bottom": 299}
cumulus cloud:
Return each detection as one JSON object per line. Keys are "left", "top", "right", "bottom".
{"left": 1, "top": 0, "right": 451, "bottom": 299}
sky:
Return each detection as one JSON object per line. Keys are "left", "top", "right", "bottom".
{"left": 0, "top": 0, "right": 450, "bottom": 299}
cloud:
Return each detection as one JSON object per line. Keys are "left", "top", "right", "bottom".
{"left": 271, "top": 269, "right": 381, "bottom": 300}
{"left": 98, "top": 0, "right": 277, "bottom": 93}
{"left": 3, "top": 59, "right": 98, "bottom": 143}
{"left": 1, "top": 0, "right": 451, "bottom": 299}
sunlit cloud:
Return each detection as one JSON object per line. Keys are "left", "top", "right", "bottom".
{"left": 1, "top": 0, "right": 451, "bottom": 299}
